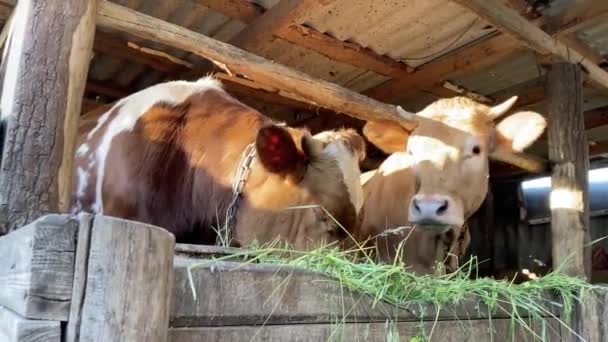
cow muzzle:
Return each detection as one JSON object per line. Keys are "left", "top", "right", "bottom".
{"left": 408, "top": 194, "right": 463, "bottom": 234}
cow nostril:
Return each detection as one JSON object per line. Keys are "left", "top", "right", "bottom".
{"left": 413, "top": 199, "right": 421, "bottom": 213}
{"left": 436, "top": 200, "right": 448, "bottom": 215}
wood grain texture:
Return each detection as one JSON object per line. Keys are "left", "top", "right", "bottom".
{"left": 64, "top": 213, "right": 94, "bottom": 342}
{"left": 275, "top": 23, "right": 413, "bottom": 78}
{"left": 546, "top": 63, "right": 591, "bottom": 279}
{"left": 171, "top": 256, "right": 562, "bottom": 327}
{"left": 0, "top": 214, "right": 78, "bottom": 320}
{"left": 362, "top": 34, "right": 520, "bottom": 103}
{"left": 567, "top": 288, "right": 608, "bottom": 342}
{"left": 0, "top": 306, "right": 61, "bottom": 342}
{"left": 95, "top": 1, "right": 418, "bottom": 129}
{"left": 169, "top": 318, "right": 563, "bottom": 342}
{"left": 0, "top": 0, "right": 97, "bottom": 233}
{"left": 77, "top": 215, "right": 175, "bottom": 342}
{"left": 450, "top": 0, "right": 608, "bottom": 94}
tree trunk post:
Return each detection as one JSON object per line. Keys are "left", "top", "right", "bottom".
{"left": 546, "top": 63, "right": 596, "bottom": 342}
{"left": 0, "top": 0, "right": 98, "bottom": 234}
{"left": 546, "top": 62, "right": 590, "bottom": 279}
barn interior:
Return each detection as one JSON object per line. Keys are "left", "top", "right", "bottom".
{"left": 1, "top": 0, "right": 607, "bottom": 281}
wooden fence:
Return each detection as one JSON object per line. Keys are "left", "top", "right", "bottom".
{"left": 0, "top": 214, "right": 606, "bottom": 342}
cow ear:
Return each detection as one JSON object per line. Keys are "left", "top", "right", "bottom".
{"left": 256, "top": 124, "right": 303, "bottom": 173}
{"left": 362, "top": 120, "right": 409, "bottom": 154}
{"left": 494, "top": 111, "right": 547, "bottom": 152}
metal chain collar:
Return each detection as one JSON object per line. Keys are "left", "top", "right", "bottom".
{"left": 216, "top": 143, "right": 256, "bottom": 246}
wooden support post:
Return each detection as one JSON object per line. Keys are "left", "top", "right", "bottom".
{"left": 0, "top": 306, "right": 61, "bottom": 342}
{"left": 546, "top": 63, "right": 590, "bottom": 279}
{"left": 0, "top": 0, "right": 98, "bottom": 234}
{"left": 0, "top": 215, "right": 79, "bottom": 321}
{"left": 72, "top": 216, "right": 175, "bottom": 342}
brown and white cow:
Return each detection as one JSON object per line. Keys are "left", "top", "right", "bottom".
{"left": 70, "top": 77, "right": 367, "bottom": 250}
{"left": 358, "top": 96, "right": 546, "bottom": 275}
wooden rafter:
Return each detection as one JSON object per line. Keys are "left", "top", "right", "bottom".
{"left": 195, "top": 0, "right": 264, "bottom": 24}
{"left": 275, "top": 23, "right": 413, "bottom": 78}
{"left": 228, "top": 0, "right": 325, "bottom": 50}
{"left": 363, "top": 33, "right": 520, "bottom": 102}
{"left": 96, "top": 1, "right": 418, "bottom": 127}
{"left": 85, "top": 79, "right": 130, "bottom": 99}
{"left": 366, "top": 1, "right": 608, "bottom": 104}
{"left": 450, "top": 0, "right": 608, "bottom": 94}
{"left": 192, "top": 0, "right": 416, "bottom": 80}
{"left": 93, "top": 31, "right": 192, "bottom": 74}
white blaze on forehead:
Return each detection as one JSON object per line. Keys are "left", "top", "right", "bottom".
{"left": 90, "top": 77, "right": 224, "bottom": 213}
{"left": 408, "top": 135, "right": 458, "bottom": 168}
{"left": 322, "top": 141, "right": 364, "bottom": 214}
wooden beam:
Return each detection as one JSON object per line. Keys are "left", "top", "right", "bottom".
{"left": 450, "top": 0, "right": 608, "bottom": 94}
{"left": 228, "top": 0, "right": 328, "bottom": 51}
{"left": 93, "top": 31, "right": 191, "bottom": 73}
{"left": 185, "top": 0, "right": 416, "bottom": 83}
{"left": 589, "top": 141, "right": 608, "bottom": 157}
{"left": 195, "top": 0, "right": 264, "bottom": 24}
{"left": 274, "top": 23, "right": 413, "bottom": 78}
{"left": 85, "top": 79, "right": 130, "bottom": 99}
{"left": 540, "top": 1, "right": 608, "bottom": 35}
{"left": 213, "top": 72, "right": 331, "bottom": 113}
{"left": 363, "top": 33, "right": 520, "bottom": 102}
{"left": 96, "top": 1, "right": 418, "bottom": 128}
{"left": 546, "top": 63, "right": 590, "bottom": 279}
{"left": 0, "top": 0, "right": 98, "bottom": 233}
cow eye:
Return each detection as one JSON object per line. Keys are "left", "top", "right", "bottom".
{"left": 472, "top": 145, "right": 481, "bottom": 155}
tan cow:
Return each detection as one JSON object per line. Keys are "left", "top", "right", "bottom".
{"left": 358, "top": 96, "right": 546, "bottom": 275}
{"left": 70, "top": 77, "right": 367, "bottom": 250}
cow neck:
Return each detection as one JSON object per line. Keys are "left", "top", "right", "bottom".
{"left": 217, "top": 142, "right": 257, "bottom": 246}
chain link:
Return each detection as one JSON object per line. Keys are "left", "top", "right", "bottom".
{"left": 216, "top": 143, "right": 256, "bottom": 246}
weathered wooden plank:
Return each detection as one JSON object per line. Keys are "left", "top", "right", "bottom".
{"left": 77, "top": 215, "right": 175, "bottom": 342}
{"left": 0, "top": 306, "right": 61, "bottom": 342}
{"left": 64, "top": 213, "right": 94, "bottom": 342}
{"left": 546, "top": 63, "right": 591, "bottom": 279}
{"left": 567, "top": 288, "right": 608, "bottom": 342}
{"left": 169, "top": 318, "right": 563, "bottom": 342}
{"left": 0, "top": 214, "right": 78, "bottom": 321}
{"left": 171, "top": 256, "right": 563, "bottom": 327}
{"left": 0, "top": 0, "right": 98, "bottom": 233}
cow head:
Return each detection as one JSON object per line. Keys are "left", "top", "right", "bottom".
{"left": 237, "top": 125, "right": 366, "bottom": 250}
{"left": 363, "top": 96, "right": 546, "bottom": 235}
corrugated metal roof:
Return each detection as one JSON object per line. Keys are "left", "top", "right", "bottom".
{"left": 450, "top": 51, "right": 544, "bottom": 95}
{"left": 576, "top": 20, "right": 608, "bottom": 57}
{"left": 298, "top": 0, "right": 496, "bottom": 67}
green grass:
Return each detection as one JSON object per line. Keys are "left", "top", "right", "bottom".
{"left": 193, "top": 205, "right": 605, "bottom": 341}
{"left": 187, "top": 239, "right": 603, "bottom": 342}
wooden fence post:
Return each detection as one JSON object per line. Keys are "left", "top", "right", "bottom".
{"left": 68, "top": 216, "right": 175, "bottom": 342}
{"left": 0, "top": 0, "right": 98, "bottom": 234}
{"left": 546, "top": 62, "right": 590, "bottom": 279}
{"left": 546, "top": 63, "right": 595, "bottom": 341}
